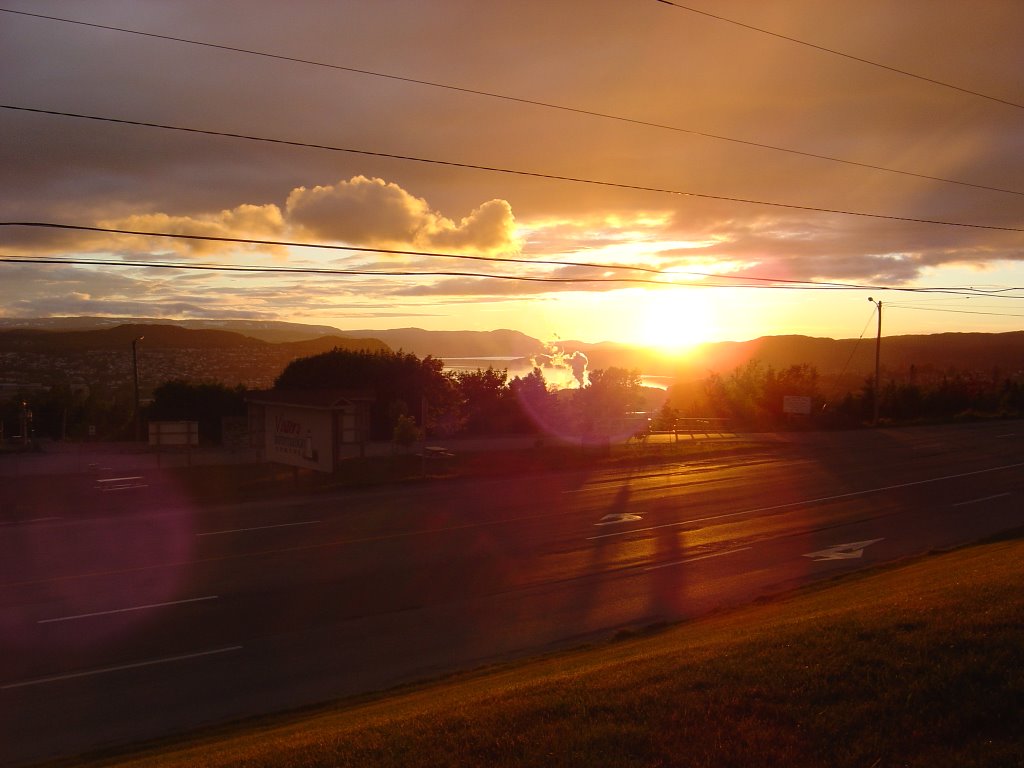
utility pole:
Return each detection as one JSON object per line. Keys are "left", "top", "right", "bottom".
{"left": 132, "top": 335, "right": 144, "bottom": 441}
{"left": 867, "top": 298, "right": 881, "bottom": 426}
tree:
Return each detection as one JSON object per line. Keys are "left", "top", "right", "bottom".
{"left": 702, "top": 360, "right": 821, "bottom": 429}
{"left": 574, "top": 367, "right": 643, "bottom": 438}
{"left": 452, "top": 367, "right": 518, "bottom": 435}
{"left": 392, "top": 413, "right": 421, "bottom": 449}
{"left": 274, "top": 348, "right": 456, "bottom": 440}
{"left": 508, "top": 367, "right": 555, "bottom": 435}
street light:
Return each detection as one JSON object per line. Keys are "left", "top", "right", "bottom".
{"left": 867, "top": 297, "right": 881, "bottom": 426}
{"left": 132, "top": 335, "right": 144, "bottom": 441}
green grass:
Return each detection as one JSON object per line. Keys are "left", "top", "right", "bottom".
{"left": 53, "top": 535, "right": 1024, "bottom": 768}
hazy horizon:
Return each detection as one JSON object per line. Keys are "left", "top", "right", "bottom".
{"left": 2, "top": 2, "right": 1022, "bottom": 349}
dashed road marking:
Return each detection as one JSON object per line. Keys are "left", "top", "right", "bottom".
{"left": 953, "top": 492, "right": 1011, "bottom": 507}
{"left": 596, "top": 513, "right": 643, "bottom": 526}
{"left": 587, "top": 461, "right": 1024, "bottom": 541}
{"left": 38, "top": 595, "right": 219, "bottom": 624}
{"left": 1, "top": 646, "right": 243, "bottom": 690}
{"left": 644, "top": 546, "right": 752, "bottom": 571}
{"left": 198, "top": 520, "right": 321, "bottom": 536}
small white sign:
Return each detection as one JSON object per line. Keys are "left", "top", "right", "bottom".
{"left": 149, "top": 420, "right": 199, "bottom": 446}
{"left": 803, "top": 538, "right": 883, "bottom": 561}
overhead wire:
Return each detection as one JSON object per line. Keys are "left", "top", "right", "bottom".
{"left": 822, "top": 304, "right": 879, "bottom": 407}
{"left": 0, "top": 228, "right": 874, "bottom": 290}
{"left": 4, "top": 106, "right": 1024, "bottom": 235}
{"left": 1, "top": 7, "right": 1021, "bottom": 197}
{"left": 1, "top": 253, "right": 875, "bottom": 290}
{"left": 0, "top": 254, "right": 684, "bottom": 286}
{"left": 884, "top": 304, "right": 1024, "bottom": 318}
{"left": 3, "top": 9, "right": 1023, "bottom": 312}
{"left": 653, "top": 0, "right": 1024, "bottom": 111}
{"left": 3, "top": 228, "right": 1023, "bottom": 299}
{"left": 0, "top": 220, "right": 868, "bottom": 288}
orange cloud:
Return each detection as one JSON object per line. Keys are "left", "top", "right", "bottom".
{"left": 286, "top": 176, "right": 518, "bottom": 254}
{"left": 101, "top": 204, "right": 286, "bottom": 256}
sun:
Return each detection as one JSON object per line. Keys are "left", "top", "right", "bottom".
{"left": 633, "top": 289, "right": 716, "bottom": 353}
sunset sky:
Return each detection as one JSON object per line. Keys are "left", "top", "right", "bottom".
{"left": 2, "top": 1, "right": 1023, "bottom": 350}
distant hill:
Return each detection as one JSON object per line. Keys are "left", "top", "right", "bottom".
{"left": 0, "top": 318, "right": 546, "bottom": 354}
{"left": 575, "top": 332, "right": 1024, "bottom": 382}
{"left": 337, "top": 328, "right": 546, "bottom": 358}
{"left": 0, "top": 324, "right": 390, "bottom": 392}
{"left": 0, "top": 316, "right": 348, "bottom": 343}
{"left": 2, "top": 317, "right": 1022, "bottom": 391}
{"left": 0, "top": 325, "right": 389, "bottom": 354}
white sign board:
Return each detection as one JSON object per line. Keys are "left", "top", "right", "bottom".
{"left": 264, "top": 405, "right": 333, "bottom": 473}
{"left": 149, "top": 420, "right": 199, "bottom": 446}
{"left": 783, "top": 395, "right": 812, "bottom": 415}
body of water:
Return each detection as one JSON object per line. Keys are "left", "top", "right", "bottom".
{"left": 440, "top": 357, "right": 670, "bottom": 390}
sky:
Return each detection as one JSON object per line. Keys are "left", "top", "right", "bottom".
{"left": 1, "top": 0, "right": 1023, "bottom": 350}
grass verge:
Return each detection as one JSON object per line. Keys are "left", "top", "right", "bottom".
{"left": 51, "top": 535, "right": 1024, "bottom": 768}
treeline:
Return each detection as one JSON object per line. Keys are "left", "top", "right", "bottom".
{"left": 0, "top": 379, "right": 249, "bottom": 444}
{"left": 273, "top": 348, "right": 648, "bottom": 442}
{"left": 660, "top": 360, "right": 1024, "bottom": 430}
{"left": 5, "top": 349, "right": 1022, "bottom": 445}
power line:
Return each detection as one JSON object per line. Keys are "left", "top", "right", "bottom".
{"left": 0, "top": 253, "right": 872, "bottom": 290}
{"left": 2, "top": 220, "right": 674, "bottom": 276}
{"left": 1, "top": 7, "right": 1020, "bottom": 198}
{"left": 0, "top": 254, "right": 676, "bottom": 286}
{"left": 4, "top": 105, "right": 1024, "bottom": 235}
{"left": 4, "top": 228, "right": 1023, "bottom": 300}
{"left": 822, "top": 306, "right": 877, "bottom": 406}
{"left": 880, "top": 294, "right": 1024, "bottom": 306}
{"left": 885, "top": 304, "right": 1024, "bottom": 318}
{"left": 0, "top": 224, "right": 872, "bottom": 289}
{"left": 653, "top": 0, "right": 1024, "bottom": 111}
{"left": 20, "top": 220, "right": 952, "bottom": 291}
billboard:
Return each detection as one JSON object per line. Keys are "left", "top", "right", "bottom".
{"left": 263, "top": 405, "right": 334, "bottom": 473}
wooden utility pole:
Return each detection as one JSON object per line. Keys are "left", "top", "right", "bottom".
{"left": 868, "top": 297, "right": 882, "bottom": 426}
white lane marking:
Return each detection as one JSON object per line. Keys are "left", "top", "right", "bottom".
{"left": 197, "top": 520, "right": 321, "bottom": 537}
{"left": 587, "top": 461, "right": 1024, "bottom": 541}
{"left": 596, "top": 513, "right": 643, "bottom": 526}
{"left": 38, "top": 595, "right": 219, "bottom": 624}
{"left": 0, "top": 517, "right": 62, "bottom": 526}
{"left": 803, "top": 539, "right": 883, "bottom": 561}
{"left": 644, "top": 546, "right": 752, "bottom": 571}
{"left": 996, "top": 434, "right": 1015, "bottom": 439}
{"left": 1, "top": 646, "right": 243, "bottom": 690}
{"left": 953, "top": 492, "right": 1011, "bottom": 507}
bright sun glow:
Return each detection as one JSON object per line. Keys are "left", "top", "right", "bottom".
{"left": 634, "top": 290, "right": 717, "bottom": 353}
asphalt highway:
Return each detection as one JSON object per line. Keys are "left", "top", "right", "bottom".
{"left": 1, "top": 422, "right": 1022, "bottom": 765}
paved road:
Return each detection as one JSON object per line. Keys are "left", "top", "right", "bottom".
{"left": 1, "top": 422, "right": 1022, "bottom": 765}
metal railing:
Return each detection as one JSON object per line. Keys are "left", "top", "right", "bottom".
{"left": 645, "top": 417, "right": 733, "bottom": 441}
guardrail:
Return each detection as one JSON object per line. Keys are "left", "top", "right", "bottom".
{"left": 647, "top": 417, "right": 733, "bottom": 441}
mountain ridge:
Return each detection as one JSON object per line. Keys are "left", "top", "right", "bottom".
{"left": 2, "top": 318, "right": 1022, "bottom": 385}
